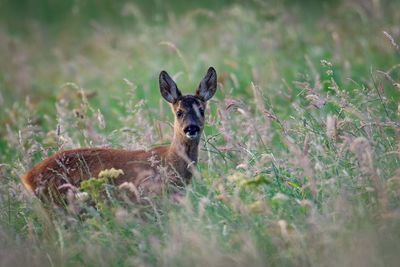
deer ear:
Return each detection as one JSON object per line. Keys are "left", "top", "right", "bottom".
{"left": 159, "top": 71, "right": 182, "bottom": 103}
{"left": 196, "top": 67, "right": 217, "bottom": 101}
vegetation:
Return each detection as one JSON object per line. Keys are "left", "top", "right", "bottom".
{"left": 0, "top": 0, "right": 399, "bottom": 266}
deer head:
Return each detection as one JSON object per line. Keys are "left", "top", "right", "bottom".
{"left": 159, "top": 67, "right": 217, "bottom": 143}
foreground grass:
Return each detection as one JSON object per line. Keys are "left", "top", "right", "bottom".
{"left": 0, "top": 1, "right": 400, "bottom": 266}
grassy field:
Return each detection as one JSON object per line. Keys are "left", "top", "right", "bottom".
{"left": 0, "top": 0, "right": 400, "bottom": 266}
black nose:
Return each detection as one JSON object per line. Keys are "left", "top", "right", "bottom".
{"left": 184, "top": 125, "right": 200, "bottom": 135}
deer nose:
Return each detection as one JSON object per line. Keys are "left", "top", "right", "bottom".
{"left": 184, "top": 125, "right": 200, "bottom": 135}
{"left": 184, "top": 125, "right": 200, "bottom": 139}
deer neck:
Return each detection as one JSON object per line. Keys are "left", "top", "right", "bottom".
{"left": 168, "top": 133, "right": 199, "bottom": 163}
{"left": 167, "top": 132, "right": 200, "bottom": 179}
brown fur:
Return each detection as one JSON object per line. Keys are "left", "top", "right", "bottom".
{"left": 21, "top": 67, "right": 217, "bottom": 203}
{"left": 22, "top": 145, "right": 190, "bottom": 202}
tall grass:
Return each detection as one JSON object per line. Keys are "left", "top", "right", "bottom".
{"left": 0, "top": 1, "right": 399, "bottom": 266}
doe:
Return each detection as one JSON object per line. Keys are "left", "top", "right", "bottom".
{"left": 22, "top": 67, "right": 217, "bottom": 203}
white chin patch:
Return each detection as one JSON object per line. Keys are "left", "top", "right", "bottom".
{"left": 186, "top": 132, "right": 199, "bottom": 140}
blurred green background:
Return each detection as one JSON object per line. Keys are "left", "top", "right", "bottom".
{"left": 1, "top": 0, "right": 397, "bottom": 101}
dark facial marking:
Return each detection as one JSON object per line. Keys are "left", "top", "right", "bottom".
{"left": 175, "top": 96, "right": 204, "bottom": 117}
{"left": 178, "top": 95, "right": 202, "bottom": 109}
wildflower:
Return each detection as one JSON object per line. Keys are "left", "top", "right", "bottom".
{"left": 75, "top": 192, "right": 89, "bottom": 202}
{"left": 98, "top": 168, "right": 124, "bottom": 179}
{"left": 320, "top": 59, "right": 332, "bottom": 67}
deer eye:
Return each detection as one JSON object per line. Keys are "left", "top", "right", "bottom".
{"left": 176, "top": 110, "right": 184, "bottom": 118}
{"left": 199, "top": 108, "right": 204, "bottom": 117}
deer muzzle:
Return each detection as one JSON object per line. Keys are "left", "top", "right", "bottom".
{"left": 184, "top": 125, "right": 200, "bottom": 140}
